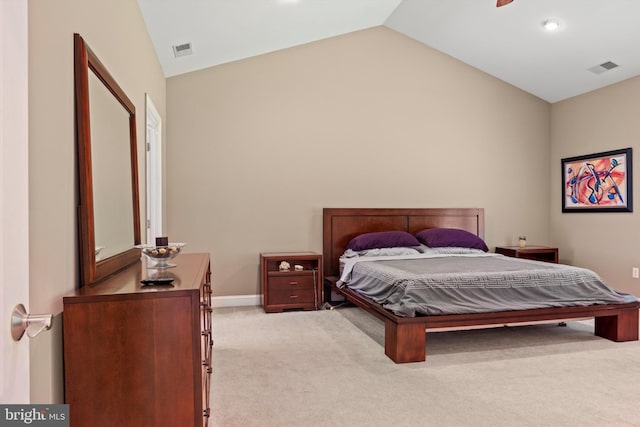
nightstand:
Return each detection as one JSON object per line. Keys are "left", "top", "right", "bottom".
{"left": 260, "top": 252, "right": 323, "bottom": 313}
{"left": 495, "top": 246, "right": 558, "bottom": 263}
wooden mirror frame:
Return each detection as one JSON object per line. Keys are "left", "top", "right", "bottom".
{"left": 74, "top": 33, "right": 141, "bottom": 286}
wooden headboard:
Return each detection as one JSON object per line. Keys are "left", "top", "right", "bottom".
{"left": 322, "top": 208, "right": 485, "bottom": 278}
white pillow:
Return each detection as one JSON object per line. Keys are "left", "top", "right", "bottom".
{"left": 418, "top": 245, "right": 485, "bottom": 255}
{"left": 341, "top": 247, "right": 421, "bottom": 259}
{"left": 339, "top": 247, "right": 421, "bottom": 275}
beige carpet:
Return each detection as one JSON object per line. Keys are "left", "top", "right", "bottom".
{"left": 210, "top": 306, "right": 640, "bottom": 427}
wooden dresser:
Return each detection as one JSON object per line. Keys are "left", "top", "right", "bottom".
{"left": 63, "top": 253, "right": 212, "bottom": 427}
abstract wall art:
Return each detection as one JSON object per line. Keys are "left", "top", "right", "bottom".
{"left": 562, "top": 148, "right": 632, "bottom": 213}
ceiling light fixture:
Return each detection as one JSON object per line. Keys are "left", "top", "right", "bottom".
{"left": 542, "top": 19, "right": 560, "bottom": 31}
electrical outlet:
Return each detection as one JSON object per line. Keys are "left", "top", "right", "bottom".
{"left": 633, "top": 267, "right": 639, "bottom": 279}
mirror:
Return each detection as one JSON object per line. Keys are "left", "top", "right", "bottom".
{"left": 74, "top": 33, "right": 141, "bottom": 286}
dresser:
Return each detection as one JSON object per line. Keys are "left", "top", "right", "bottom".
{"left": 63, "top": 253, "right": 212, "bottom": 427}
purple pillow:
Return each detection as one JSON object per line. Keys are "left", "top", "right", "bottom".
{"left": 346, "top": 231, "right": 420, "bottom": 251}
{"left": 414, "top": 228, "right": 488, "bottom": 252}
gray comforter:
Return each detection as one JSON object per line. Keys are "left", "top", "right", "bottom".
{"left": 338, "top": 253, "right": 638, "bottom": 317}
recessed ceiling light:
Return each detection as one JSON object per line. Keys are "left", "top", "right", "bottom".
{"left": 542, "top": 19, "right": 560, "bottom": 31}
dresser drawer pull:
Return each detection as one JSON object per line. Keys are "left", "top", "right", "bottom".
{"left": 289, "top": 281, "right": 298, "bottom": 286}
{"left": 206, "top": 367, "right": 213, "bottom": 374}
{"left": 289, "top": 295, "right": 298, "bottom": 299}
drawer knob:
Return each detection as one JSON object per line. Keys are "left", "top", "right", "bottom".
{"left": 289, "top": 295, "right": 298, "bottom": 299}
{"left": 289, "top": 281, "right": 298, "bottom": 286}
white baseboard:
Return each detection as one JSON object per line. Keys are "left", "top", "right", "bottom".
{"left": 211, "top": 294, "right": 261, "bottom": 308}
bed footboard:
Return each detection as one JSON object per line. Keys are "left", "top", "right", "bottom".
{"left": 331, "top": 278, "right": 639, "bottom": 363}
{"left": 383, "top": 304, "right": 640, "bottom": 363}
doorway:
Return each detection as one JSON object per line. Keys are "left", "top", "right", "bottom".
{"left": 145, "top": 94, "right": 163, "bottom": 245}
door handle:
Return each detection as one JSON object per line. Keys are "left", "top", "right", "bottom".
{"left": 11, "top": 304, "right": 53, "bottom": 341}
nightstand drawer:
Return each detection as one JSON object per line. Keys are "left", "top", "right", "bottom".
{"left": 267, "top": 275, "right": 315, "bottom": 291}
{"left": 267, "top": 287, "right": 316, "bottom": 305}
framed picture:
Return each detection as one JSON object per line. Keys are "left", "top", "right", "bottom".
{"left": 562, "top": 147, "right": 632, "bottom": 213}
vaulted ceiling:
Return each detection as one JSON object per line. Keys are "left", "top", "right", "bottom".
{"left": 137, "top": 0, "right": 640, "bottom": 103}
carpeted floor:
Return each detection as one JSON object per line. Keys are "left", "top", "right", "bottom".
{"left": 210, "top": 306, "right": 640, "bottom": 427}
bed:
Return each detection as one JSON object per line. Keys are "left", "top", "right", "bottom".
{"left": 322, "top": 208, "right": 640, "bottom": 363}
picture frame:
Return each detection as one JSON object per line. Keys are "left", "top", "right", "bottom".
{"left": 561, "top": 147, "right": 632, "bottom": 213}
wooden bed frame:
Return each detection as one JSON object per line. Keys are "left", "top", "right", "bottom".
{"left": 322, "top": 208, "right": 640, "bottom": 363}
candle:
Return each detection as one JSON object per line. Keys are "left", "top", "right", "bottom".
{"left": 518, "top": 236, "right": 527, "bottom": 248}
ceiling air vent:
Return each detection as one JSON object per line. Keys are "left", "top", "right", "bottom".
{"left": 588, "top": 60, "right": 619, "bottom": 75}
{"left": 172, "top": 43, "right": 193, "bottom": 58}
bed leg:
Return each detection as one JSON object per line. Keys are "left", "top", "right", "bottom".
{"left": 384, "top": 321, "right": 426, "bottom": 363}
{"left": 594, "top": 308, "right": 639, "bottom": 342}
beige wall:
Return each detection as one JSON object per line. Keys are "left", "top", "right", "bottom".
{"left": 28, "top": 0, "right": 165, "bottom": 403}
{"left": 550, "top": 76, "right": 640, "bottom": 295}
{"left": 166, "top": 26, "right": 551, "bottom": 297}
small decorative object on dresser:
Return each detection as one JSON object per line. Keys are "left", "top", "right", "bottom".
{"left": 495, "top": 245, "right": 559, "bottom": 263}
{"left": 260, "top": 252, "right": 323, "bottom": 313}
{"left": 136, "top": 242, "right": 186, "bottom": 269}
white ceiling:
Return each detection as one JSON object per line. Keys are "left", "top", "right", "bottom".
{"left": 137, "top": 0, "right": 640, "bottom": 103}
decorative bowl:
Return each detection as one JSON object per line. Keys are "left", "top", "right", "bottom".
{"left": 136, "top": 243, "right": 186, "bottom": 269}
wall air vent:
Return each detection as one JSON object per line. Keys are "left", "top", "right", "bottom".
{"left": 172, "top": 43, "right": 193, "bottom": 58}
{"left": 588, "top": 60, "right": 619, "bottom": 75}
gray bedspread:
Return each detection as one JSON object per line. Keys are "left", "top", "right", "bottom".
{"left": 338, "top": 254, "right": 638, "bottom": 317}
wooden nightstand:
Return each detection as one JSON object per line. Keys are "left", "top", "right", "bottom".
{"left": 260, "top": 252, "right": 323, "bottom": 313}
{"left": 495, "top": 246, "right": 559, "bottom": 263}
